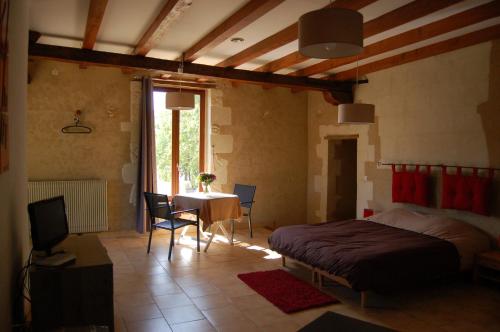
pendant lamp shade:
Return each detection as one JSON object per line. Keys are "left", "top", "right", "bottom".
{"left": 338, "top": 103, "right": 375, "bottom": 124}
{"left": 165, "top": 91, "right": 195, "bottom": 110}
{"left": 298, "top": 8, "right": 363, "bottom": 59}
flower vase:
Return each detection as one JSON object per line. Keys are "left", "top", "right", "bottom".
{"left": 202, "top": 183, "right": 210, "bottom": 193}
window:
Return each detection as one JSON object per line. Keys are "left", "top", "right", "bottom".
{"left": 153, "top": 88, "right": 206, "bottom": 195}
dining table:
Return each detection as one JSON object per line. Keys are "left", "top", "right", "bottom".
{"left": 173, "top": 191, "right": 242, "bottom": 252}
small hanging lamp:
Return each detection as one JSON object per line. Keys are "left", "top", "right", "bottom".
{"left": 165, "top": 92, "right": 195, "bottom": 110}
{"left": 338, "top": 103, "right": 374, "bottom": 124}
{"left": 338, "top": 60, "right": 375, "bottom": 124}
{"left": 298, "top": 7, "right": 363, "bottom": 59}
{"left": 165, "top": 54, "right": 195, "bottom": 110}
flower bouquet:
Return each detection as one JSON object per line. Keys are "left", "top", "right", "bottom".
{"left": 198, "top": 172, "right": 216, "bottom": 193}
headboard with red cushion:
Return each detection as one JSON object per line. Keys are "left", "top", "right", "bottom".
{"left": 392, "top": 165, "right": 431, "bottom": 207}
{"left": 441, "top": 167, "right": 493, "bottom": 216}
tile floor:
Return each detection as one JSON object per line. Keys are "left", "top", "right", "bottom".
{"left": 99, "top": 224, "right": 500, "bottom": 332}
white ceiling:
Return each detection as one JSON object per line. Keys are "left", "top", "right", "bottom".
{"left": 98, "top": 0, "right": 166, "bottom": 45}
{"left": 29, "top": 0, "right": 498, "bottom": 76}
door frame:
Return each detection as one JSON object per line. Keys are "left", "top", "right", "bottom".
{"left": 153, "top": 87, "right": 206, "bottom": 195}
{"left": 325, "top": 135, "right": 358, "bottom": 221}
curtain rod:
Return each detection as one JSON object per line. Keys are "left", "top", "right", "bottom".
{"left": 378, "top": 162, "right": 500, "bottom": 172}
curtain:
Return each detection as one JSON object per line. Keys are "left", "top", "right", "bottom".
{"left": 136, "top": 77, "right": 157, "bottom": 233}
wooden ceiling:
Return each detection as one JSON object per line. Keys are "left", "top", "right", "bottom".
{"left": 28, "top": 0, "right": 500, "bottom": 102}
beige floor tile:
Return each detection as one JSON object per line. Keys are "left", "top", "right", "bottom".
{"left": 215, "top": 320, "right": 259, "bottom": 332}
{"left": 202, "top": 306, "right": 251, "bottom": 327}
{"left": 134, "top": 264, "right": 169, "bottom": 276}
{"left": 131, "top": 259, "right": 164, "bottom": 268}
{"left": 114, "top": 272, "right": 141, "bottom": 284}
{"left": 217, "top": 283, "right": 255, "bottom": 298}
{"left": 126, "top": 317, "right": 172, "bottom": 332}
{"left": 289, "top": 306, "right": 336, "bottom": 326}
{"left": 154, "top": 293, "right": 193, "bottom": 309}
{"left": 115, "top": 280, "right": 149, "bottom": 296}
{"left": 171, "top": 319, "right": 216, "bottom": 332}
{"left": 182, "top": 283, "right": 221, "bottom": 298}
{"left": 119, "top": 303, "right": 163, "bottom": 323}
{"left": 148, "top": 282, "right": 183, "bottom": 296}
{"left": 209, "top": 275, "right": 241, "bottom": 288}
{"left": 229, "top": 293, "right": 271, "bottom": 310}
{"left": 174, "top": 275, "right": 206, "bottom": 288}
{"left": 142, "top": 273, "right": 175, "bottom": 285}
{"left": 259, "top": 319, "right": 302, "bottom": 332}
{"left": 191, "top": 294, "right": 232, "bottom": 311}
{"left": 168, "top": 268, "right": 200, "bottom": 278}
{"left": 161, "top": 304, "right": 205, "bottom": 325}
{"left": 116, "top": 291, "right": 154, "bottom": 307}
{"left": 242, "top": 305, "right": 289, "bottom": 327}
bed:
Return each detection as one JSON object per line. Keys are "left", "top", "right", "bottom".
{"left": 268, "top": 208, "right": 491, "bottom": 306}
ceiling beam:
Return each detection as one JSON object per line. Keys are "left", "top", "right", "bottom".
{"left": 29, "top": 30, "right": 41, "bottom": 44}
{"left": 215, "top": 0, "right": 377, "bottom": 68}
{"left": 293, "top": 0, "right": 500, "bottom": 77}
{"left": 28, "top": 42, "right": 353, "bottom": 103}
{"left": 82, "top": 0, "right": 108, "bottom": 50}
{"left": 288, "top": 0, "right": 463, "bottom": 77}
{"left": 134, "top": 0, "right": 191, "bottom": 56}
{"left": 332, "top": 24, "right": 500, "bottom": 80}
{"left": 183, "top": 0, "right": 285, "bottom": 62}
{"left": 254, "top": 50, "right": 308, "bottom": 73}
{"left": 363, "top": 0, "right": 461, "bottom": 39}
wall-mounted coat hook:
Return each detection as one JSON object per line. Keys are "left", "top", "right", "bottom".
{"left": 61, "top": 110, "right": 92, "bottom": 134}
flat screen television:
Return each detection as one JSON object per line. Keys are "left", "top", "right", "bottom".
{"left": 28, "top": 196, "right": 69, "bottom": 256}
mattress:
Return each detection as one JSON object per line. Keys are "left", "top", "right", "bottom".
{"left": 268, "top": 209, "right": 491, "bottom": 292}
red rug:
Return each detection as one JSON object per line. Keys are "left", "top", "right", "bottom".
{"left": 237, "top": 269, "right": 338, "bottom": 313}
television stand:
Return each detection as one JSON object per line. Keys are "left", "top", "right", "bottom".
{"left": 29, "top": 234, "right": 114, "bottom": 331}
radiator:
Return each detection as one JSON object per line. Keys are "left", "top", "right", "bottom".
{"left": 28, "top": 179, "right": 108, "bottom": 233}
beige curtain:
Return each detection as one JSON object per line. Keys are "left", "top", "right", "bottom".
{"left": 136, "top": 77, "right": 157, "bottom": 233}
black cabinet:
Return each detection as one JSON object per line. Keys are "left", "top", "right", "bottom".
{"left": 30, "top": 235, "right": 114, "bottom": 331}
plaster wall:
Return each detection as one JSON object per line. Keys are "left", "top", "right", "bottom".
{"left": 307, "top": 41, "right": 500, "bottom": 238}
{"left": 0, "top": 0, "right": 29, "bottom": 327}
{"left": 210, "top": 82, "right": 308, "bottom": 228}
{"left": 27, "top": 60, "right": 135, "bottom": 230}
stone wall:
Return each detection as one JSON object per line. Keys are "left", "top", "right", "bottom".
{"left": 27, "top": 65, "right": 310, "bottom": 231}
{"left": 27, "top": 60, "right": 135, "bottom": 230}
{"left": 210, "top": 82, "right": 309, "bottom": 228}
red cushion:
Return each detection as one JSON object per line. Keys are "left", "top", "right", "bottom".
{"left": 414, "top": 173, "right": 430, "bottom": 207}
{"left": 401, "top": 172, "right": 416, "bottom": 203}
{"left": 471, "top": 177, "right": 491, "bottom": 216}
{"left": 393, "top": 168, "right": 431, "bottom": 207}
{"left": 441, "top": 173, "right": 457, "bottom": 209}
{"left": 441, "top": 168, "right": 492, "bottom": 215}
{"left": 392, "top": 171, "right": 405, "bottom": 203}
{"left": 454, "top": 175, "right": 475, "bottom": 211}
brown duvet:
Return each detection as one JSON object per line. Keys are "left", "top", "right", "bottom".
{"left": 268, "top": 219, "right": 461, "bottom": 292}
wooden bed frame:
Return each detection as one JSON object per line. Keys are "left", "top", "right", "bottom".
{"left": 281, "top": 255, "right": 369, "bottom": 307}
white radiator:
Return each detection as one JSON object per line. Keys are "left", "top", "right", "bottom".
{"left": 28, "top": 179, "right": 108, "bottom": 233}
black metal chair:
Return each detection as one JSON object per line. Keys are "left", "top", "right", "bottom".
{"left": 232, "top": 184, "right": 256, "bottom": 238}
{"left": 144, "top": 192, "right": 200, "bottom": 260}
